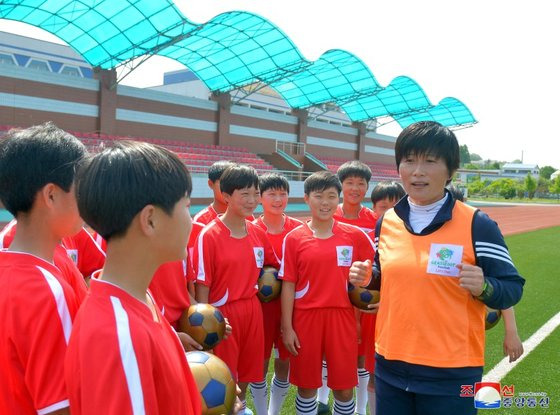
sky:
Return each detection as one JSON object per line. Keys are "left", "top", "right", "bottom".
{"left": 1, "top": 0, "right": 558, "bottom": 168}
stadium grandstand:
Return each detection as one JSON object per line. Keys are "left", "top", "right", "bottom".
{"left": 0, "top": 0, "right": 476, "bottom": 220}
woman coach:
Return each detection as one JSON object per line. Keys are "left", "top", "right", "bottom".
{"left": 349, "top": 121, "right": 524, "bottom": 415}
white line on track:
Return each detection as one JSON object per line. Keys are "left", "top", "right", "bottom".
{"left": 483, "top": 310, "right": 560, "bottom": 382}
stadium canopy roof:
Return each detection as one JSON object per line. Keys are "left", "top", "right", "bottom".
{"left": 0, "top": 0, "right": 476, "bottom": 128}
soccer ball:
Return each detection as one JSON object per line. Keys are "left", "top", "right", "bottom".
{"left": 485, "top": 307, "right": 502, "bottom": 330}
{"left": 348, "top": 283, "right": 380, "bottom": 310}
{"left": 178, "top": 304, "right": 226, "bottom": 350}
{"left": 257, "top": 266, "right": 281, "bottom": 303}
{"left": 186, "top": 351, "right": 236, "bottom": 415}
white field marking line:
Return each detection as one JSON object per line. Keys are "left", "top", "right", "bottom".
{"left": 483, "top": 310, "right": 560, "bottom": 382}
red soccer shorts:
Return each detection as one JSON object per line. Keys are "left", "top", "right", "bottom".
{"left": 360, "top": 313, "right": 377, "bottom": 373}
{"left": 261, "top": 298, "right": 290, "bottom": 360}
{"left": 214, "top": 296, "right": 265, "bottom": 383}
{"left": 290, "top": 308, "right": 358, "bottom": 390}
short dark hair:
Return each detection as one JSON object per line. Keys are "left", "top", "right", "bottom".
{"left": 259, "top": 173, "right": 290, "bottom": 194}
{"left": 394, "top": 121, "right": 460, "bottom": 176}
{"left": 77, "top": 141, "right": 192, "bottom": 241}
{"left": 220, "top": 164, "right": 259, "bottom": 195}
{"left": 371, "top": 181, "right": 406, "bottom": 205}
{"left": 304, "top": 171, "right": 342, "bottom": 195}
{"left": 208, "top": 160, "right": 236, "bottom": 182}
{"left": 337, "top": 160, "right": 372, "bottom": 183}
{"left": 446, "top": 184, "right": 465, "bottom": 202}
{"left": 0, "top": 122, "right": 86, "bottom": 216}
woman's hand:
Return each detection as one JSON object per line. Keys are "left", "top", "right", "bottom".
{"left": 458, "top": 263, "right": 485, "bottom": 296}
{"left": 349, "top": 259, "right": 372, "bottom": 287}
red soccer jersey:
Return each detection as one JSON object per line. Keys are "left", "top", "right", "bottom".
{"left": 252, "top": 215, "right": 303, "bottom": 259}
{"left": 62, "top": 228, "right": 106, "bottom": 278}
{"left": 334, "top": 204, "right": 377, "bottom": 233}
{"left": 195, "top": 218, "right": 279, "bottom": 305}
{"left": 280, "top": 221, "right": 375, "bottom": 310}
{"left": 187, "top": 221, "right": 205, "bottom": 264}
{"left": 0, "top": 251, "right": 80, "bottom": 415}
{"left": 1, "top": 220, "right": 87, "bottom": 303}
{"left": 0, "top": 219, "right": 16, "bottom": 249}
{"left": 65, "top": 279, "right": 201, "bottom": 415}
{"left": 193, "top": 205, "right": 255, "bottom": 225}
{"left": 1, "top": 221, "right": 105, "bottom": 278}
{"left": 149, "top": 257, "right": 191, "bottom": 330}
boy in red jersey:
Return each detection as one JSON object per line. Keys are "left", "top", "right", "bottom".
{"left": 193, "top": 160, "right": 235, "bottom": 224}
{"left": 330, "top": 160, "right": 376, "bottom": 415}
{"left": 1, "top": 221, "right": 105, "bottom": 281}
{"left": 195, "top": 164, "right": 279, "bottom": 415}
{"left": 65, "top": 141, "right": 201, "bottom": 415}
{"left": 281, "top": 171, "right": 375, "bottom": 415}
{"left": 91, "top": 221, "right": 205, "bottom": 330}
{"left": 334, "top": 160, "right": 377, "bottom": 233}
{"left": 252, "top": 173, "right": 302, "bottom": 415}
{"left": 0, "top": 123, "right": 86, "bottom": 415}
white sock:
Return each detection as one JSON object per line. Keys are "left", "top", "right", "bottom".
{"left": 268, "top": 376, "right": 290, "bottom": 415}
{"left": 333, "top": 397, "right": 355, "bottom": 415}
{"left": 239, "top": 399, "right": 247, "bottom": 414}
{"left": 356, "top": 368, "right": 369, "bottom": 414}
{"left": 368, "top": 389, "right": 376, "bottom": 415}
{"left": 250, "top": 381, "right": 268, "bottom": 415}
{"left": 317, "top": 361, "right": 330, "bottom": 404}
{"left": 296, "top": 393, "right": 318, "bottom": 415}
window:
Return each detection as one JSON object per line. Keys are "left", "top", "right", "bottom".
{"left": 60, "top": 65, "right": 81, "bottom": 77}
{"left": 0, "top": 53, "right": 15, "bottom": 66}
{"left": 27, "top": 59, "right": 50, "bottom": 72}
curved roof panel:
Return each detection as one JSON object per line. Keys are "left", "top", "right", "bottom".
{"left": 0, "top": 0, "right": 192, "bottom": 68}
{"left": 0, "top": 0, "right": 476, "bottom": 127}
{"left": 339, "top": 76, "right": 431, "bottom": 122}
{"left": 268, "top": 49, "right": 380, "bottom": 109}
{"left": 395, "top": 97, "right": 476, "bottom": 128}
{"left": 157, "top": 11, "right": 307, "bottom": 92}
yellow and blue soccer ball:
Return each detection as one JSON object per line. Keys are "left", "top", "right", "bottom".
{"left": 485, "top": 307, "right": 502, "bottom": 330}
{"left": 186, "top": 351, "right": 236, "bottom": 415}
{"left": 348, "top": 283, "right": 380, "bottom": 310}
{"left": 179, "top": 304, "right": 226, "bottom": 350}
{"left": 257, "top": 266, "right": 281, "bottom": 303}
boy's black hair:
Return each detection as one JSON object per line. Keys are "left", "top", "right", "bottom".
{"left": 337, "top": 160, "right": 372, "bottom": 183}
{"left": 371, "top": 181, "right": 406, "bottom": 205}
{"left": 446, "top": 184, "right": 465, "bottom": 202}
{"left": 219, "top": 164, "right": 259, "bottom": 195}
{"left": 208, "top": 160, "right": 236, "bottom": 182}
{"left": 394, "top": 121, "right": 460, "bottom": 177}
{"left": 304, "top": 171, "right": 342, "bottom": 195}
{"left": 0, "top": 122, "right": 86, "bottom": 216}
{"left": 77, "top": 141, "right": 192, "bottom": 241}
{"left": 259, "top": 173, "right": 290, "bottom": 194}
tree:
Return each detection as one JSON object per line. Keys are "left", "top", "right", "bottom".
{"left": 550, "top": 176, "right": 560, "bottom": 199}
{"left": 467, "top": 176, "right": 485, "bottom": 195}
{"left": 524, "top": 173, "right": 537, "bottom": 199}
{"left": 487, "top": 178, "right": 519, "bottom": 199}
{"left": 459, "top": 144, "right": 471, "bottom": 165}
{"left": 470, "top": 153, "right": 482, "bottom": 161}
{"left": 539, "top": 165, "right": 556, "bottom": 180}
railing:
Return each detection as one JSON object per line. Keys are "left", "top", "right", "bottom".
{"left": 185, "top": 164, "right": 315, "bottom": 181}
{"left": 276, "top": 140, "right": 305, "bottom": 156}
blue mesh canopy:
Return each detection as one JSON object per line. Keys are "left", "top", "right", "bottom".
{"left": 339, "top": 76, "right": 431, "bottom": 122}
{"left": 395, "top": 98, "right": 476, "bottom": 128}
{"left": 0, "top": 0, "right": 476, "bottom": 127}
{"left": 269, "top": 50, "right": 381, "bottom": 108}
